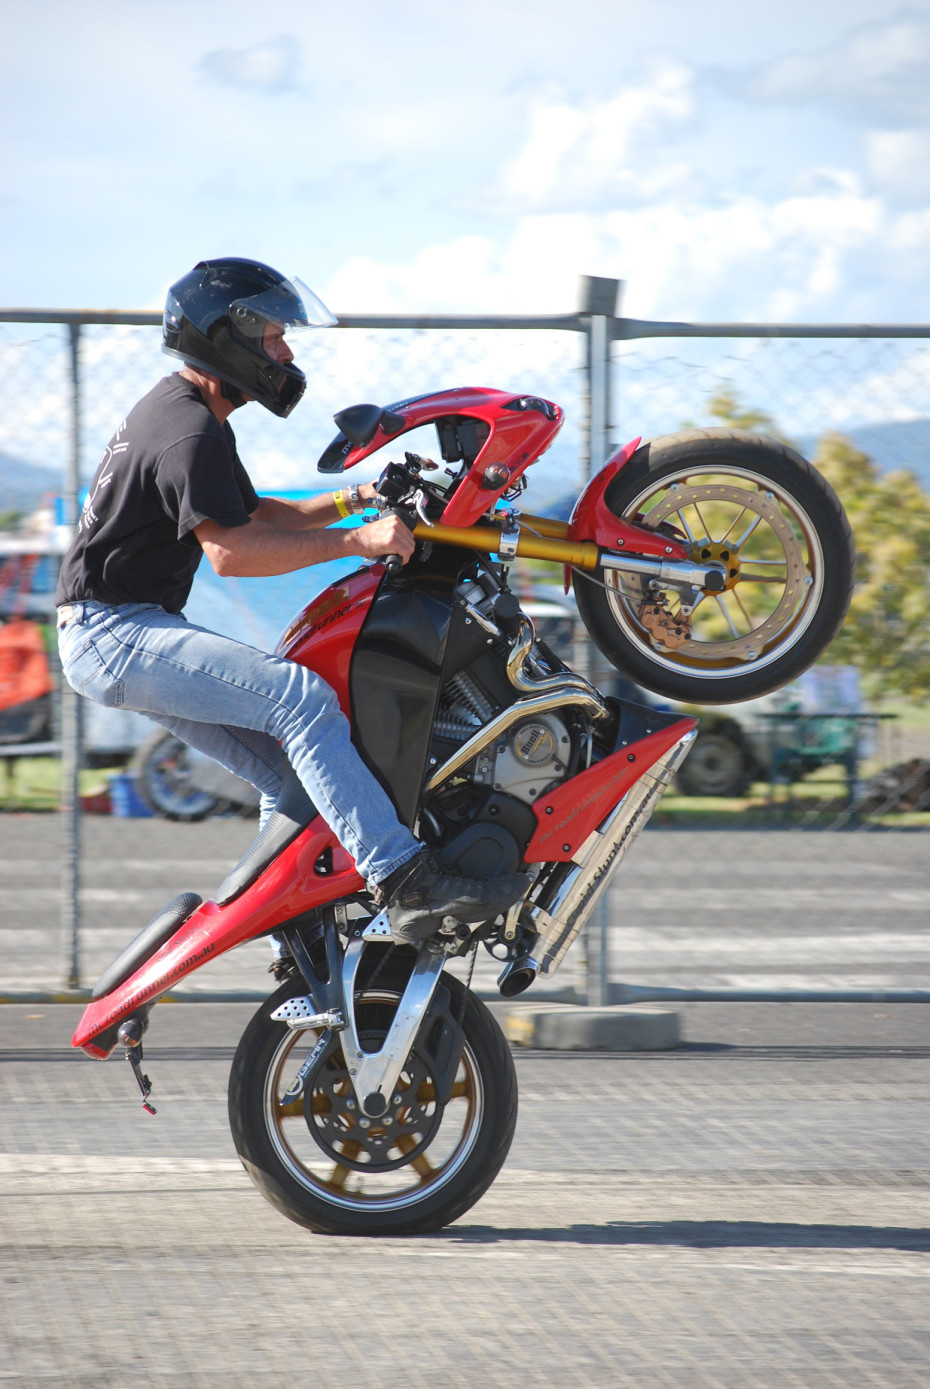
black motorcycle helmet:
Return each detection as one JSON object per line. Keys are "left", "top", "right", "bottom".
{"left": 162, "top": 258, "right": 336, "bottom": 418}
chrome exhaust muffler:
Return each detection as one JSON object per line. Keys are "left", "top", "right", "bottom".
{"left": 496, "top": 954, "right": 540, "bottom": 997}
{"left": 517, "top": 730, "right": 697, "bottom": 982}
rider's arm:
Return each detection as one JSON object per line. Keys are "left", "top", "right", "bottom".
{"left": 253, "top": 483, "right": 378, "bottom": 531}
{"left": 194, "top": 504, "right": 412, "bottom": 578}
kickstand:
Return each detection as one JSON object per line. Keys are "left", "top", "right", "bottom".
{"left": 118, "top": 1018, "right": 156, "bottom": 1115}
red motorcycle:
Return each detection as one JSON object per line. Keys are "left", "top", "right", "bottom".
{"left": 72, "top": 387, "right": 854, "bottom": 1234}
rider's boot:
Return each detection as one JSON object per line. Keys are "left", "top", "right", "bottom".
{"left": 378, "top": 850, "right": 528, "bottom": 946}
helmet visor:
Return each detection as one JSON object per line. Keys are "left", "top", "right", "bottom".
{"left": 229, "top": 276, "right": 337, "bottom": 336}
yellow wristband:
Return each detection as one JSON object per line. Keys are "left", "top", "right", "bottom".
{"left": 333, "top": 490, "right": 351, "bottom": 519}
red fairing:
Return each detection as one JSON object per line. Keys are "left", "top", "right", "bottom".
{"left": 72, "top": 816, "right": 363, "bottom": 1056}
{"left": 275, "top": 567, "right": 381, "bottom": 713}
{"left": 331, "top": 387, "right": 564, "bottom": 529}
{"left": 525, "top": 716, "right": 697, "bottom": 863}
{"left": 566, "top": 438, "right": 691, "bottom": 558}
{"left": 438, "top": 396, "right": 563, "bottom": 528}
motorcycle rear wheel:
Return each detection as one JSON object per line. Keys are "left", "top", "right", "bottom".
{"left": 228, "top": 961, "right": 518, "bottom": 1236}
{"left": 575, "top": 429, "right": 855, "bottom": 704}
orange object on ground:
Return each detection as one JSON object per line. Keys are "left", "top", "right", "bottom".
{"left": 0, "top": 619, "right": 54, "bottom": 712}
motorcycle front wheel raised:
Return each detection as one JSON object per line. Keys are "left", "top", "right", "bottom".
{"left": 228, "top": 959, "right": 518, "bottom": 1236}
{"left": 574, "top": 429, "right": 856, "bottom": 705}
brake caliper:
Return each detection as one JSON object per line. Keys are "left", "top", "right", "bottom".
{"left": 639, "top": 593, "right": 693, "bottom": 650}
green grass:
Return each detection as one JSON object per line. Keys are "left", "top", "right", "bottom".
{"left": 0, "top": 757, "right": 119, "bottom": 813}
{"left": 2, "top": 756, "right": 928, "bottom": 828}
{"left": 875, "top": 698, "right": 930, "bottom": 729}
{"left": 655, "top": 778, "right": 930, "bottom": 829}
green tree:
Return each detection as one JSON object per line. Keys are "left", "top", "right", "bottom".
{"left": 705, "top": 387, "right": 779, "bottom": 434}
{"left": 703, "top": 389, "right": 930, "bottom": 699}
{"left": 813, "top": 433, "right": 930, "bottom": 700}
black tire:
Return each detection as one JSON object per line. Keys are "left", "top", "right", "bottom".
{"left": 130, "top": 730, "right": 224, "bottom": 822}
{"left": 676, "top": 727, "right": 752, "bottom": 797}
{"left": 227, "top": 958, "right": 518, "bottom": 1236}
{"left": 575, "top": 429, "right": 855, "bottom": 704}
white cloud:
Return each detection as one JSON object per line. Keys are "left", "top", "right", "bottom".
{"left": 729, "top": 14, "right": 930, "bottom": 126}
{"left": 496, "top": 63, "right": 695, "bottom": 211}
{"left": 865, "top": 129, "right": 930, "bottom": 206}
{"left": 199, "top": 34, "right": 299, "bottom": 93}
{"left": 320, "top": 182, "right": 895, "bottom": 325}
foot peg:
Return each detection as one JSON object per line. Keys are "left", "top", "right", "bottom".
{"left": 118, "top": 1017, "right": 156, "bottom": 1115}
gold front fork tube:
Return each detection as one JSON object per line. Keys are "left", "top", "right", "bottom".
{"left": 411, "top": 519, "right": 599, "bottom": 571}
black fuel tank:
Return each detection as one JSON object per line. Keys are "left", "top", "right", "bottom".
{"left": 349, "top": 580, "right": 454, "bottom": 828}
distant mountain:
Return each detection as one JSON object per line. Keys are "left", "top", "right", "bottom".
{"left": 0, "top": 454, "right": 62, "bottom": 515}
{"left": 795, "top": 419, "right": 930, "bottom": 490}
{"left": 530, "top": 417, "right": 930, "bottom": 522}
{"left": 5, "top": 414, "right": 929, "bottom": 527}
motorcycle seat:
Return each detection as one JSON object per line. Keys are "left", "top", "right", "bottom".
{"left": 215, "top": 769, "right": 318, "bottom": 906}
{"left": 91, "top": 892, "right": 203, "bottom": 1000}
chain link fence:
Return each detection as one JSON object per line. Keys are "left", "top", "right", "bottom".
{"left": 0, "top": 298, "right": 928, "bottom": 999}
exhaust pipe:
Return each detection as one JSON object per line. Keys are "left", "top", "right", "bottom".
{"left": 526, "top": 731, "right": 697, "bottom": 979}
{"left": 497, "top": 955, "right": 541, "bottom": 998}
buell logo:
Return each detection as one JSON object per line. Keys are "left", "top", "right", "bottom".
{"left": 99, "top": 941, "right": 217, "bottom": 1028}
{"left": 536, "top": 765, "right": 628, "bottom": 846}
{"left": 281, "top": 586, "right": 351, "bottom": 647}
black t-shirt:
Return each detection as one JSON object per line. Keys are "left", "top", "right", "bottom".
{"left": 56, "top": 374, "right": 259, "bottom": 613}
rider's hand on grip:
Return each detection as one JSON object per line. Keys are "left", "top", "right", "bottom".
{"left": 355, "top": 512, "right": 416, "bottom": 569}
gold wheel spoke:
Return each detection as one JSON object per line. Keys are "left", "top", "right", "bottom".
{"left": 674, "top": 508, "right": 697, "bottom": 543}
{"left": 715, "top": 593, "right": 743, "bottom": 639}
{"left": 397, "top": 1133, "right": 437, "bottom": 1183}
{"left": 325, "top": 1139, "right": 362, "bottom": 1191}
{"left": 277, "top": 1096, "right": 304, "bottom": 1119}
{"left": 417, "top": 1077, "right": 469, "bottom": 1104}
{"left": 692, "top": 500, "right": 713, "bottom": 541}
{"left": 327, "top": 1164, "right": 354, "bottom": 1191}
{"left": 739, "top": 573, "right": 789, "bottom": 584}
{"left": 720, "top": 506, "right": 749, "bottom": 543}
{"left": 732, "top": 588, "right": 755, "bottom": 628}
{"left": 734, "top": 514, "right": 764, "bottom": 547}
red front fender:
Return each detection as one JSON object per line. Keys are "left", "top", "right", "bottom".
{"left": 563, "top": 437, "right": 690, "bottom": 590}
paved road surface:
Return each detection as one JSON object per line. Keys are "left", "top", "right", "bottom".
{"left": 1, "top": 814, "right": 928, "bottom": 998}
{"left": 1, "top": 1000, "right": 929, "bottom": 1387}
{"left": 1, "top": 814, "right": 929, "bottom": 1386}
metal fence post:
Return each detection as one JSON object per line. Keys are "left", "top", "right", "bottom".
{"left": 580, "top": 276, "right": 622, "bottom": 481}
{"left": 578, "top": 277, "right": 621, "bottom": 1006}
{"left": 59, "top": 323, "right": 82, "bottom": 991}
{"left": 586, "top": 893, "right": 610, "bottom": 1007}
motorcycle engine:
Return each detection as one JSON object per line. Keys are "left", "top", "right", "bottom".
{"left": 443, "top": 693, "right": 571, "bottom": 806}
{"left": 423, "top": 577, "right": 575, "bottom": 877}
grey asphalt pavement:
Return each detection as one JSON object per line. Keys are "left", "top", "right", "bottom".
{"left": 2, "top": 1000, "right": 929, "bottom": 1387}
{"left": 1, "top": 813, "right": 929, "bottom": 1386}
{"left": 2, "top": 813, "right": 929, "bottom": 998}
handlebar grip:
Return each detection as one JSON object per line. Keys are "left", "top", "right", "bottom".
{"left": 383, "top": 553, "right": 404, "bottom": 577}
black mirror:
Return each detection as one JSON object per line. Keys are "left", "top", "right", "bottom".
{"left": 333, "top": 403, "right": 386, "bottom": 448}
{"left": 318, "top": 404, "right": 408, "bottom": 472}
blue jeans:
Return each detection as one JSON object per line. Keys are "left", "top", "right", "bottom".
{"left": 57, "top": 601, "right": 420, "bottom": 885}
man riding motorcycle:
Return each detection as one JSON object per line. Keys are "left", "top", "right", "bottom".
{"left": 54, "top": 256, "right": 527, "bottom": 943}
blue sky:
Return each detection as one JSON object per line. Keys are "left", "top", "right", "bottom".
{"left": 4, "top": 0, "right": 930, "bottom": 324}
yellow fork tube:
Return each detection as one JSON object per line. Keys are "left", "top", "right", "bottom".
{"left": 517, "top": 513, "right": 570, "bottom": 540}
{"left": 411, "top": 519, "right": 599, "bottom": 570}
